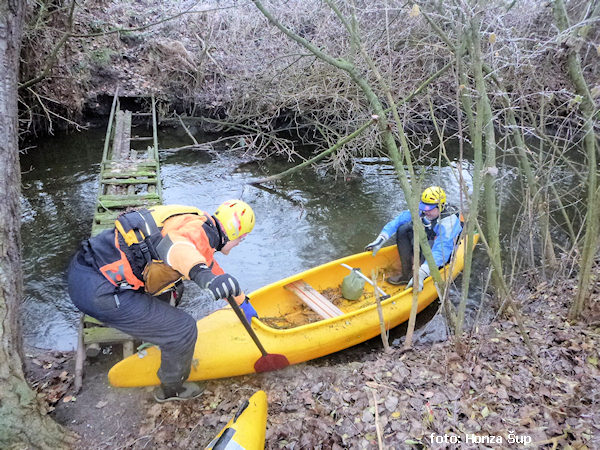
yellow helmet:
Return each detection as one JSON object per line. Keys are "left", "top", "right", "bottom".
{"left": 214, "top": 199, "right": 255, "bottom": 241}
{"left": 420, "top": 186, "right": 446, "bottom": 212}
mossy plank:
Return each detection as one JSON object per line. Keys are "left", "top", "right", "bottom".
{"left": 99, "top": 194, "right": 160, "bottom": 201}
{"left": 121, "top": 111, "right": 132, "bottom": 158}
{"left": 97, "top": 196, "right": 160, "bottom": 208}
{"left": 91, "top": 224, "right": 114, "bottom": 236}
{"left": 83, "top": 326, "right": 134, "bottom": 344}
{"left": 93, "top": 216, "right": 116, "bottom": 224}
{"left": 103, "top": 161, "right": 158, "bottom": 169}
{"left": 97, "top": 201, "right": 160, "bottom": 209}
{"left": 102, "top": 178, "right": 158, "bottom": 185}
{"left": 107, "top": 202, "right": 160, "bottom": 208}
{"left": 84, "top": 315, "right": 105, "bottom": 326}
{"left": 100, "top": 170, "right": 156, "bottom": 183}
{"left": 110, "top": 110, "right": 125, "bottom": 161}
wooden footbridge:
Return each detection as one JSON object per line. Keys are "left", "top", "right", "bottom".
{"left": 75, "top": 93, "right": 163, "bottom": 391}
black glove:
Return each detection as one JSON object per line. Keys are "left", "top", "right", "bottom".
{"left": 206, "top": 273, "right": 241, "bottom": 301}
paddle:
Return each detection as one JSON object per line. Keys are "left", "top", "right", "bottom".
{"left": 226, "top": 296, "right": 290, "bottom": 372}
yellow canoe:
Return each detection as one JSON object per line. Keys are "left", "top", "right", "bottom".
{"left": 205, "top": 390, "right": 268, "bottom": 450}
{"left": 109, "top": 235, "right": 478, "bottom": 387}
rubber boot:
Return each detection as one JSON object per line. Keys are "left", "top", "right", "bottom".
{"left": 386, "top": 273, "right": 411, "bottom": 285}
{"left": 153, "top": 382, "right": 204, "bottom": 403}
{"left": 388, "top": 222, "right": 427, "bottom": 285}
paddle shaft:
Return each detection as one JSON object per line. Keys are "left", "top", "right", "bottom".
{"left": 226, "top": 296, "right": 269, "bottom": 356}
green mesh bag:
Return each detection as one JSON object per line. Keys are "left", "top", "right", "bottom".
{"left": 341, "top": 268, "right": 365, "bottom": 301}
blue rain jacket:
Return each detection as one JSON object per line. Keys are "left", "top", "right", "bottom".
{"left": 379, "top": 209, "right": 463, "bottom": 276}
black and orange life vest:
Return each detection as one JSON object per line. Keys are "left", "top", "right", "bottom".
{"left": 84, "top": 205, "right": 223, "bottom": 295}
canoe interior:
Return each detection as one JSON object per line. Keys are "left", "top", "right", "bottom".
{"left": 251, "top": 245, "right": 409, "bottom": 329}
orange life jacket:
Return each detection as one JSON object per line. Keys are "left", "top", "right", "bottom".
{"left": 87, "top": 205, "right": 223, "bottom": 295}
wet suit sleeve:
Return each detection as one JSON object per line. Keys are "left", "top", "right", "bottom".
{"left": 380, "top": 210, "right": 412, "bottom": 240}
{"left": 160, "top": 215, "right": 224, "bottom": 278}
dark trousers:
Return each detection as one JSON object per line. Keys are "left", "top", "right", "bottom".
{"left": 395, "top": 222, "right": 434, "bottom": 278}
{"left": 67, "top": 251, "right": 197, "bottom": 388}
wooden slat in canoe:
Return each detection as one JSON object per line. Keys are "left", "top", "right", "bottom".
{"left": 284, "top": 280, "right": 343, "bottom": 319}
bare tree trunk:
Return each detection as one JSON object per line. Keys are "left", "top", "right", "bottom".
{"left": 500, "top": 97, "right": 557, "bottom": 271}
{"left": 403, "top": 204, "right": 421, "bottom": 350}
{"left": 454, "top": 33, "right": 483, "bottom": 346}
{"left": 0, "top": 1, "right": 75, "bottom": 447}
{"left": 552, "top": 0, "right": 600, "bottom": 319}
{"left": 252, "top": 0, "right": 446, "bottom": 290}
{"left": 469, "top": 17, "right": 506, "bottom": 300}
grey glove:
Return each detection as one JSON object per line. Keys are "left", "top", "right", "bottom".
{"left": 206, "top": 273, "right": 242, "bottom": 301}
{"left": 365, "top": 234, "right": 387, "bottom": 256}
{"left": 190, "top": 264, "right": 242, "bottom": 301}
{"left": 407, "top": 267, "right": 429, "bottom": 292}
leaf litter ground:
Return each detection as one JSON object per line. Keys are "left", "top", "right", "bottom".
{"left": 26, "top": 272, "right": 599, "bottom": 449}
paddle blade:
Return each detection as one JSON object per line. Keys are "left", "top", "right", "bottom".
{"left": 254, "top": 354, "right": 290, "bottom": 373}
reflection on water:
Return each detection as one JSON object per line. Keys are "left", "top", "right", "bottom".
{"left": 20, "top": 127, "right": 486, "bottom": 351}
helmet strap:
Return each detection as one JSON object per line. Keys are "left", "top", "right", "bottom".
{"left": 211, "top": 215, "right": 228, "bottom": 251}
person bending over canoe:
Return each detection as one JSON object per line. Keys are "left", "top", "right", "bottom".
{"left": 365, "top": 186, "right": 463, "bottom": 291}
{"left": 68, "top": 200, "right": 257, "bottom": 402}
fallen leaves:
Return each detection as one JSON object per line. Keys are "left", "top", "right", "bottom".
{"left": 26, "top": 351, "right": 74, "bottom": 407}
{"left": 384, "top": 395, "right": 399, "bottom": 412}
{"left": 27, "top": 266, "right": 599, "bottom": 449}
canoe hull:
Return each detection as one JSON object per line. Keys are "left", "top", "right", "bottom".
{"left": 109, "top": 236, "right": 477, "bottom": 387}
{"left": 206, "top": 390, "right": 268, "bottom": 450}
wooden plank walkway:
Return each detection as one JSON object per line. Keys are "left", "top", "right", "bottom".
{"left": 75, "top": 93, "right": 163, "bottom": 392}
{"left": 91, "top": 97, "right": 162, "bottom": 236}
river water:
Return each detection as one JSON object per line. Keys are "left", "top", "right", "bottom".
{"left": 20, "top": 125, "right": 488, "bottom": 352}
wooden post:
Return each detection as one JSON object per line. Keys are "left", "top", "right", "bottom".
{"left": 74, "top": 314, "right": 85, "bottom": 393}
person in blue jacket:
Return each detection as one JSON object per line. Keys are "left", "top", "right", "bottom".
{"left": 365, "top": 186, "right": 463, "bottom": 291}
